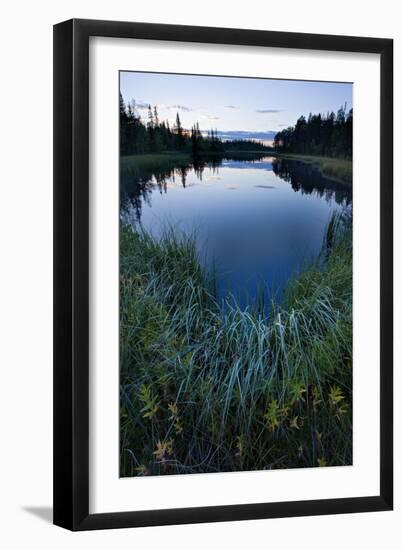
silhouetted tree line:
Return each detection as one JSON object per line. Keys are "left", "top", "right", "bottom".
{"left": 273, "top": 105, "right": 353, "bottom": 158}
{"left": 224, "top": 139, "right": 270, "bottom": 152}
{"left": 120, "top": 95, "right": 272, "bottom": 156}
{"left": 120, "top": 95, "right": 226, "bottom": 156}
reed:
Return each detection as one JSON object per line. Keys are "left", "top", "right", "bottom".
{"left": 120, "top": 213, "right": 352, "bottom": 476}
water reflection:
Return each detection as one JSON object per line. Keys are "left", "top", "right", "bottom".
{"left": 121, "top": 154, "right": 351, "bottom": 223}
{"left": 121, "top": 156, "right": 223, "bottom": 221}
{"left": 271, "top": 157, "right": 351, "bottom": 207}
{"left": 120, "top": 153, "right": 352, "bottom": 308}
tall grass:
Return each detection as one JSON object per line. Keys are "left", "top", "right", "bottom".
{"left": 121, "top": 152, "right": 193, "bottom": 176}
{"left": 120, "top": 214, "right": 352, "bottom": 476}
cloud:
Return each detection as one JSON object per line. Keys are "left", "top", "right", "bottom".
{"left": 256, "top": 109, "right": 282, "bottom": 114}
{"left": 224, "top": 105, "right": 239, "bottom": 110}
{"left": 170, "top": 104, "right": 192, "bottom": 112}
{"left": 225, "top": 184, "right": 240, "bottom": 190}
{"left": 202, "top": 130, "right": 277, "bottom": 141}
{"left": 131, "top": 101, "right": 193, "bottom": 112}
{"left": 132, "top": 101, "right": 149, "bottom": 110}
{"left": 200, "top": 114, "right": 220, "bottom": 121}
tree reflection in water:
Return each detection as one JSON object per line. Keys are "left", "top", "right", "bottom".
{"left": 120, "top": 154, "right": 352, "bottom": 224}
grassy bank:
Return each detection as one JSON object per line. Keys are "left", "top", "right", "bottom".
{"left": 120, "top": 217, "right": 352, "bottom": 476}
{"left": 121, "top": 150, "right": 272, "bottom": 175}
{"left": 121, "top": 152, "right": 193, "bottom": 174}
{"left": 122, "top": 151, "right": 352, "bottom": 185}
{"left": 272, "top": 153, "right": 352, "bottom": 184}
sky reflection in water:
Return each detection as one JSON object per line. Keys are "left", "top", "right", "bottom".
{"left": 121, "top": 156, "right": 352, "bottom": 309}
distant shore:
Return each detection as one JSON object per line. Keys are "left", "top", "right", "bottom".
{"left": 120, "top": 150, "right": 270, "bottom": 174}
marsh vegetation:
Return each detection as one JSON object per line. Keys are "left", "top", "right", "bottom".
{"left": 119, "top": 89, "right": 353, "bottom": 476}
{"left": 120, "top": 213, "right": 352, "bottom": 476}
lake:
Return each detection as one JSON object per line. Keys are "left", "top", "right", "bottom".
{"left": 121, "top": 154, "right": 352, "bottom": 309}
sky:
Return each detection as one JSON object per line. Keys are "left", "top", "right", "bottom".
{"left": 120, "top": 71, "right": 352, "bottom": 141}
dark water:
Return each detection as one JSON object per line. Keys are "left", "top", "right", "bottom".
{"left": 121, "top": 154, "right": 351, "bottom": 308}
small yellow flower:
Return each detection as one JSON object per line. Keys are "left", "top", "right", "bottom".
{"left": 264, "top": 400, "right": 280, "bottom": 431}
{"left": 290, "top": 416, "right": 300, "bottom": 430}
{"left": 138, "top": 384, "right": 159, "bottom": 420}
{"left": 335, "top": 402, "right": 349, "bottom": 420}
{"left": 153, "top": 439, "right": 173, "bottom": 461}
{"left": 174, "top": 420, "right": 183, "bottom": 435}
{"left": 329, "top": 385, "right": 344, "bottom": 406}
{"left": 236, "top": 435, "right": 243, "bottom": 457}
{"left": 168, "top": 402, "right": 183, "bottom": 434}
{"left": 168, "top": 402, "right": 178, "bottom": 419}
{"left": 289, "top": 381, "right": 306, "bottom": 404}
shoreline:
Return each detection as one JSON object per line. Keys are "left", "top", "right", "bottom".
{"left": 270, "top": 152, "right": 352, "bottom": 185}
{"left": 121, "top": 151, "right": 352, "bottom": 185}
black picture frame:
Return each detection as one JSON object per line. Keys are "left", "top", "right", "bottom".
{"left": 53, "top": 18, "right": 393, "bottom": 531}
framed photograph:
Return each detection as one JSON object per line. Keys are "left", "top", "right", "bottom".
{"left": 53, "top": 19, "right": 393, "bottom": 530}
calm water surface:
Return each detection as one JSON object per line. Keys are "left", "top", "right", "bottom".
{"left": 121, "top": 155, "right": 351, "bottom": 308}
